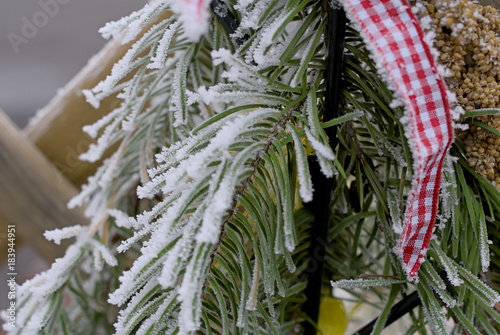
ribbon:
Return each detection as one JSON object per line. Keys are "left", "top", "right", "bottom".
{"left": 173, "top": 0, "right": 210, "bottom": 40}
{"left": 340, "top": 0, "right": 454, "bottom": 278}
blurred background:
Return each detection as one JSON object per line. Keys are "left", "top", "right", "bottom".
{"left": 0, "top": 0, "right": 148, "bottom": 128}
{"left": 0, "top": 0, "right": 148, "bottom": 321}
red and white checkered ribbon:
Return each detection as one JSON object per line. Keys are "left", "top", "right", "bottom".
{"left": 173, "top": 0, "right": 210, "bottom": 40}
{"left": 340, "top": 0, "right": 454, "bottom": 278}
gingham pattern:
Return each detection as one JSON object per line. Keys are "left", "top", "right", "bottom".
{"left": 341, "top": 0, "right": 454, "bottom": 278}
{"left": 186, "top": 0, "right": 205, "bottom": 16}
{"left": 174, "top": 0, "right": 210, "bottom": 40}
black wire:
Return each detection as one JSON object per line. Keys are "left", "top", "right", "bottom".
{"left": 353, "top": 291, "right": 421, "bottom": 335}
{"left": 301, "top": 5, "right": 346, "bottom": 335}
{"left": 353, "top": 271, "right": 457, "bottom": 334}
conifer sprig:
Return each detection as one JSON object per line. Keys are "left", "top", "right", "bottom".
{"left": 2, "top": 1, "right": 500, "bottom": 334}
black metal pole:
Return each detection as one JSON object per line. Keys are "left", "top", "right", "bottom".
{"left": 210, "top": 1, "right": 348, "bottom": 332}
{"left": 210, "top": 0, "right": 248, "bottom": 45}
{"left": 210, "top": 0, "right": 239, "bottom": 34}
{"left": 302, "top": 5, "right": 346, "bottom": 334}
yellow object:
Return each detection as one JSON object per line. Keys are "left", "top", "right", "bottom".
{"left": 317, "top": 296, "right": 347, "bottom": 335}
{"left": 301, "top": 135, "right": 315, "bottom": 156}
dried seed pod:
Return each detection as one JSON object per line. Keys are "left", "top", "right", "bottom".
{"left": 421, "top": 0, "right": 500, "bottom": 186}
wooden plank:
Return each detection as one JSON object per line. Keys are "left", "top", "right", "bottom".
{"left": 23, "top": 39, "right": 132, "bottom": 187}
{"left": 0, "top": 110, "right": 88, "bottom": 262}
{"left": 24, "top": 10, "right": 171, "bottom": 187}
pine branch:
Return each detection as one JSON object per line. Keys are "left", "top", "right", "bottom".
{"left": 353, "top": 271, "right": 457, "bottom": 334}
{"left": 204, "top": 97, "right": 303, "bottom": 290}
